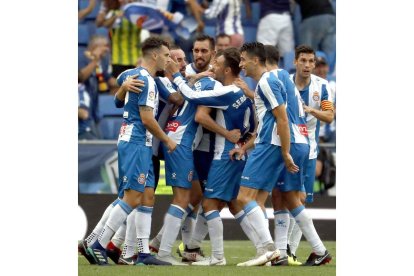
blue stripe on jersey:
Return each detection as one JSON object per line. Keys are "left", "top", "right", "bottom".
{"left": 111, "top": 198, "right": 120, "bottom": 207}
{"left": 272, "top": 69, "right": 308, "bottom": 144}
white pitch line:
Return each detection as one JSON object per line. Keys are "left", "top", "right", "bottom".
{"left": 220, "top": 207, "right": 336, "bottom": 220}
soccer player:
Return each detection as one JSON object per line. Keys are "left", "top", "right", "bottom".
{"left": 150, "top": 35, "right": 219, "bottom": 262}
{"left": 261, "top": 44, "right": 308, "bottom": 266}
{"left": 286, "top": 44, "right": 334, "bottom": 265}
{"left": 167, "top": 47, "right": 255, "bottom": 266}
{"left": 230, "top": 42, "right": 298, "bottom": 266}
{"left": 87, "top": 37, "right": 177, "bottom": 265}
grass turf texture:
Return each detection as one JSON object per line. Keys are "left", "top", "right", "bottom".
{"left": 79, "top": 240, "right": 336, "bottom": 275}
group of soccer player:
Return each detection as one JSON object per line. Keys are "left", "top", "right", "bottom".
{"left": 78, "top": 33, "right": 335, "bottom": 267}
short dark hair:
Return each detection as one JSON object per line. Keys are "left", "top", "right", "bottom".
{"left": 169, "top": 44, "right": 183, "bottom": 51}
{"left": 294, "top": 44, "right": 315, "bottom": 60}
{"left": 240, "top": 42, "right": 266, "bottom": 65}
{"left": 195, "top": 34, "right": 215, "bottom": 50}
{"left": 264, "top": 45, "right": 280, "bottom": 65}
{"left": 141, "top": 37, "right": 170, "bottom": 57}
{"left": 216, "top": 33, "right": 231, "bottom": 42}
{"left": 222, "top": 47, "right": 241, "bottom": 76}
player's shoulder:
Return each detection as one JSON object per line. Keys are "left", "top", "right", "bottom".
{"left": 311, "top": 74, "right": 329, "bottom": 85}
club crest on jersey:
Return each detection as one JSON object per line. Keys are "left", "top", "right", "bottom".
{"left": 188, "top": 170, "right": 193, "bottom": 182}
{"left": 138, "top": 173, "right": 146, "bottom": 184}
{"left": 312, "top": 91, "right": 320, "bottom": 101}
{"left": 149, "top": 91, "right": 155, "bottom": 100}
{"left": 165, "top": 120, "right": 181, "bottom": 132}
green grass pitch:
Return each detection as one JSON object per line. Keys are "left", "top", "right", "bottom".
{"left": 79, "top": 240, "right": 336, "bottom": 275}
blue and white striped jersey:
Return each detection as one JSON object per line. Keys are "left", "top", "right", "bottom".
{"left": 254, "top": 71, "right": 286, "bottom": 146}
{"left": 290, "top": 73, "right": 334, "bottom": 159}
{"left": 271, "top": 69, "right": 309, "bottom": 145}
{"left": 115, "top": 67, "right": 158, "bottom": 146}
{"left": 165, "top": 75, "right": 223, "bottom": 149}
{"left": 173, "top": 73, "right": 255, "bottom": 160}
{"left": 193, "top": 76, "right": 223, "bottom": 152}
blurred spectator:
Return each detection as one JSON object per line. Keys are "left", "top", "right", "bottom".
{"left": 215, "top": 33, "right": 231, "bottom": 51}
{"left": 78, "top": 83, "right": 99, "bottom": 140}
{"left": 294, "top": 0, "right": 336, "bottom": 72}
{"left": 167, "top": 0, "right": 206, "bottom": 63}
{"left": 204, "top": 0, "right": 244, "bottom": 48}
{"left": 96, "top": 0, "right": 142, "bottom": 78}
{"left": 255, "top": 0, "right": 294, "bottom": 57}
{"left": 78, "top": 35, "right": 116, "bottom": 128}
{"left": 78, "top": 0, "right": 97, "bottom": 21}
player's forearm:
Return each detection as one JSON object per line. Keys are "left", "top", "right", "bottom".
{"left": 172, "top": 73, "right": 198, "bottom": 100}
{"left": 243, "top": 87, "right": 255, "bottom": 100}
{"left": 309, "top": 109, "right": 334, "bottom": 124}
{"left": 196, "top": 113, "right": 228, "bottom": 138}
{"left": 241, "top": 134, "right": 256, "bottom": 151}
{"left": 142, "top": 117, "right": 170, "bottom": 144}
{"left": 277, "top": 119, "right": 291, "bottom": 156}
{"left": 115, "top": 85, "right": 128, "bottom": 101}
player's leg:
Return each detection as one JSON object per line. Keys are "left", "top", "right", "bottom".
{"left": 156, "top": 144, "right": 193, "bottom": 265}
{"left": 118, "top": 209, "right": 138, "bottom": 265}
{"left": 88, "top": 142, "right": 148, "bottom": 265}
{"left": 282, "top": 144, "right": 331, "bottom": 266}
{"left": 192, "top": 198, "right": 226, "bottom": 266}
{"left": 78, "top": 198, "right": 121, "bottom": 264}
{"left": 289, "top": 157, "right": 315, "bottom": 257}
{"left": 271, "top": 186, "right": 290, "bottom": 266}
{"left": 256, "top": 190, "right": 270, "bottom": 230}
{"left": 236, "top": 144, "right": 284, "bottom": 266}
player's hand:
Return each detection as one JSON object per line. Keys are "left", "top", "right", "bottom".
{"left": 283, "top": 153, "right": 299, "bottom": 173}
{"left": 226, "top": 129, "right": 241, "bottom": 144}
{"left": 166, "top": 57, "right": 180, "bottom": 75}
{"left": 302, "top": 104, "right": 313, "bottom": 114}
{"left": 233, "top": 78, "right": 248, "bottom": 90}
{"left": 229, "top": 147, "right": 245, "bottom": 161}
{"left": 121, "top": 74, "right": 144, "bottom": 93}
{"left": 166, "top": 138, "right": 177, "bottom": 153}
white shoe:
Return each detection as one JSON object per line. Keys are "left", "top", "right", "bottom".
{"left": 192, "top": 256, "right": 226, "bottom": 266}
{"left": 156, "top": 254, "right": 188, "bottom": 266}
{"left": 236, "top": 250, "right": 280, "bottom": 266}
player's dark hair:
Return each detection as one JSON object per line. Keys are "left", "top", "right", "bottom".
{"left": 170, "top": 44, "right": 183, "bottom": 51}
{"left": 240, "top": 42, "right": 266, "bottom": 65}
{"left": 142, "top": 37, "right": 170, "bottom": 57}
{"left": 294, "top": 44, "right": 315, "bottom": 60}
{"left": 195, "top": 34, "right": 215, "bottom": 50}
{"left": 264, "top": 45, "right": 280, "bottom": 65}
{"left": 222, "top": 47, "right": 241, "bottom": 76}
{"left": 216, "top": 33, "right": 232, "bottom": 42}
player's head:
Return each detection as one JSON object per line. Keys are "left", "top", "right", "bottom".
{"left": 264, "top": 45, "right": 280, "bottom": 68}
{"left": 170, "top": 45, "right": 187, "bottom": 76}
{"left": 213, "top": 47, "right": 241, "bottom": 83}
{"left": 215, "top": 34, "right": 231, "bottom": 51}
{"left": 142, "top": 37, "right": 170, "bottom": 71}
{"left": 239, "top": 42, "right": 266, "bottom": 78}
{"left": 192, "top": 34, "right": 216, "bottom": 71}
{"left": 294, "top": 44, "right": 316, "bottom": 79}
{"left": 313, "top": 51, "right": 329, "bottom": 79}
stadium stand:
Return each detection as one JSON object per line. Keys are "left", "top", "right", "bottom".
{"left": 97, "top": 95, "right": 123, "bottom": 140}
